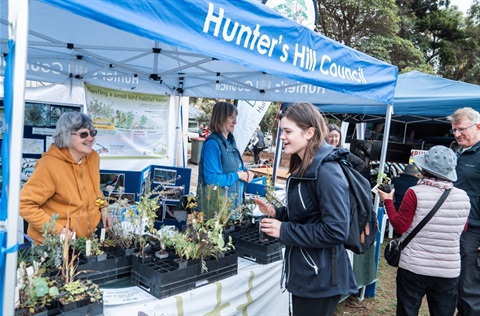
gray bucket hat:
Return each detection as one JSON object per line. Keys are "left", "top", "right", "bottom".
{"left": 413, "top": 145, "right": 457, "bottom": 182}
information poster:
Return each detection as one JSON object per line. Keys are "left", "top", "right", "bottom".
{"left": 21, "top": 158, "right": 38, "bottom": 187}
{"left": 85, "top": 84, "right": 170, "bottom": 158}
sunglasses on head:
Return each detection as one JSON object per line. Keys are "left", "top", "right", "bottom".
{"left": 71, "top": 129, "right": 98, "bottom": 139}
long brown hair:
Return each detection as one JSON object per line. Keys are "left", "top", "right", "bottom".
{"left": 280, "top": 102, "right": 328, "bottom": 176}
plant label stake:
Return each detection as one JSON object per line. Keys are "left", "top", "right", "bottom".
{"left": 86, "top": 240, "right": 91, "bottom": 257}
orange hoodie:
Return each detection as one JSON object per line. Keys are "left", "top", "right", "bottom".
{"left": 20, "top": 145, "right": 102, "bottom": 244}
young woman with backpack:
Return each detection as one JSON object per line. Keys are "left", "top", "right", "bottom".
{"left": 254, "top": 102, "right": 357, "bottom": 316}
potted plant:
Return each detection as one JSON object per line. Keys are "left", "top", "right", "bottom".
{"left": 74, "top": 236, "right": 107, "bottom": 263}
{"left": 171, "top": 198, "right": 236, "bottom": 273}
{"left": 377, "top": 172, "right": 394, "bottom": 193}
{"left": 58, "top": 279, "right": 102, "bottom": 313}
{"left": 154, "top": 225, "right": 178, "bottom": 259}
{"left": 105, "top": 187, "right": 137, "bottom": 255}
{"left": 132, "top": 187, "right": 161, "bottom": 259}
{"left": 15, "top": 261, "right": 60, "bottom": 316}
{"left": 100, "top": 237, "right": 117, "bottom": 253}
{"left": 31, "top": 214, "right": 63, "bottom": 275}
{"left": 56, "top": 217, "right": 103, "bottom": 315}
{"left": 196, "top": 184, "right": 248, "bottom": 232}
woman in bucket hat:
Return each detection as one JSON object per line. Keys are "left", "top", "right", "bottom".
{"left": 378, "top": 145, "right": 470, "bottom": 316}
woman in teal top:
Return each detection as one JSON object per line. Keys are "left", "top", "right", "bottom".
{"left": 197, "top": 101, "right": 254, "bottom": 208}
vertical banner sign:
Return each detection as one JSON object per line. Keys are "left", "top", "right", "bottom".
{"left": 85, "top": 84, "right": 170, "bottom": 158}
{"left": 234, "top": 100, "right": 271, "bottom": 154}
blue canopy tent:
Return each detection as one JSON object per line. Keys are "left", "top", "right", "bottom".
{"left": 1, "top": 0, "right": 399, "bottom": 313}
{"left": 310, "top": 71, "right": 480, "bottom": 124}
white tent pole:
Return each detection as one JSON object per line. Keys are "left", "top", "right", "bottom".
{"left": 3, "top": 0, "right": 28, "bottom": 315}
{"left": 375, "top": 104, "right": 394, "bottom": 244}
{"left": 173, "top": 94, "right": 180, "bottom": 167}
{"left": 272, "top": 120, "right": 283, "bottom": 184}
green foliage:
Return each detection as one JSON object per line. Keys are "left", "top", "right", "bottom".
{"left": 172, "top": 211, "right": 234, "bottom": 272}
{"left": 265, "top": 185, "right": 285, "bottom": 209}
{"left": 196, "top": 185, "right": 235, "bottom": 222}
{"left": 190, "top": 97, "right": 216, "bottom": 122}
{"left": 171, "top": 185, "right": 240, "bottom": 272}
{"left": 87, "top": 97, "right": 114, "bottom": 123}
{"left": 60, "top": 279, "right": 102, "bottom": 304}
{"left": 104, "top": 186, "right": 136, "bottom": 249}
{"left": 314, "top": 0, "right": 479, "bottom": 83}
{"left": 35, "top": 214, "right": 63, "bottom": 270}
{"left": 73, "top": 235, "right": 105, "bottom": 257}
{"left": 16, "top": 261, "right": 59, "bottom": 313}
{"left": 316, "top": 0, "right": 399, "bottom": 47}
{"left": 377, "top": 172, "right": 391, "bottom": 186}
{"left": 260, "top": 102, "right": 281, "bottom": 138}
{"left": 155, "top": 225, "right": 179, "bottom": 250}
{"left": 398, "top": 0, "right": 479, "bottom": 82}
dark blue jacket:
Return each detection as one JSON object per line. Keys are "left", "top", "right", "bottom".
{"left": 276, "top": 142, "right": 358, "bottom": 298}
{"left": 392, "top": 174, "right": 419, "bottom": 210}
{"left": 455, "top": 140, "right": 480, "bottom": 228}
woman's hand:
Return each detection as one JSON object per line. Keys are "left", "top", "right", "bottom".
{"left": 237, "top": 170, "right": 255, "bottom": 183}
{"left": 101, "top": 211, "right": 113, "bottom": 230}
{"left": 260, "top": 217, "right": 281, "bottom": 238}
{"left": 377, "top": 188, "right": 395, "bottom": 202}
{"left": 253, "top": 197, "right": 275, "bottom": 217}
{"left": 246, "top": 170, "right": 254, "bottom": 183}
{"left": 59, "top": 226, "right": 74, "bottom": 240}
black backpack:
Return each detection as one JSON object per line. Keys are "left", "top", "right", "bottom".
{"left": 309, "top": 152, "right": 377, "bottom": 254}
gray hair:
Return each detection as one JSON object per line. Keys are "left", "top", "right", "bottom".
{"left": 327, "top": 123, "right": 341, "bottom": 134}
{"left": 447, "top": 107, "right": 480, "bottom": 124}
{"left": 53, "top": 112, "right": 95, "bottom": 148}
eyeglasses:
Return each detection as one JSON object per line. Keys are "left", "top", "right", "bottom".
{"left": 449, "top": 124, "right": 477, "bottom": 135}
{"left": 71, "top": 130, "right": 98, "bottom": 139}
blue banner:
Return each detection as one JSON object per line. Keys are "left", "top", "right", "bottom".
{"left": 40, "top": 0, "right": 398, "bottom": 104}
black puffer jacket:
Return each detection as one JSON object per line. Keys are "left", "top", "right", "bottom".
{"left": 276, "top": 142, "right": 358, "bottom": 298}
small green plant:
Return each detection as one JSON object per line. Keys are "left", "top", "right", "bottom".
{"left": 32, "top": 214, "right": 63, "bottom": 270}
{"left": 196, "top": 185, "right": 245, "bottom": 224}
{"left": 156, "top": 225, "right": 178, "bottom": 250}
{"left": 74, "top": 235, "right": 105, "bottom": 257}
{"left": 101, "top": 237, "right": 117, "bottom": 248}
{"left": 105, "top": 186, "right": 136, "bottom": 250}
{"left": 377, "top": 172, "right": 393, "bottom": 193}
{"left": 16, "top": 261, "right": 59, "bottom": 314}
{"left": 172, "top": 210, "right": 235, "bottom": 273}
{"left": 377, "top": 172, "right": 391, "bottom": 186}
{"left": 59, "top": 279, "right": 102, "bottom": 304}
{"left": 265, "top": 185, "right": 285, "bottom": 209}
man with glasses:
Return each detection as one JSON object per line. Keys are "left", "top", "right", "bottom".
{"left": 448, "top": 107, "right": 480, "bottom": 316}
{"left": 20, "top": 112, "right": 111, "bottom": 244}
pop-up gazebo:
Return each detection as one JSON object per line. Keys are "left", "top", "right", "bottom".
{"left": 1, "top": 0, "right": 399, "bottom": 313}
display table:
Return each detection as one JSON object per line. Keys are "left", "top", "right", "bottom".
{"left": 102, "top": 258, "right": 289, "bottom": 315}
{"left": 249, "top": 167, "right": 290, "bottom": 180}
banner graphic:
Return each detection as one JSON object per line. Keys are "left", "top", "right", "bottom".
{"left": 234, "top": 100, "right": 271, "bottom": 154}
{"left": 85, "top": 84, "right": 170, "bottom": 158}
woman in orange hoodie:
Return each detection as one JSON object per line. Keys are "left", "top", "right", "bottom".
{"left": 20, "top": 112, "right": 110, "bottom": 244}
